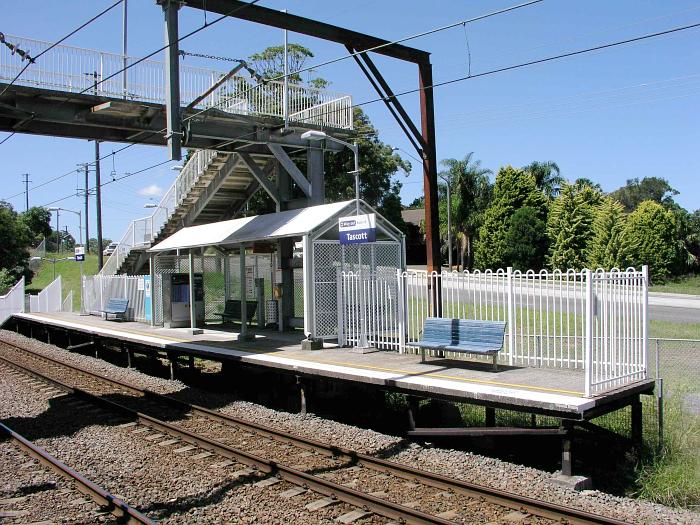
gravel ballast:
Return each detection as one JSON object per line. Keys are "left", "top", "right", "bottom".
{"left": 1, "top": 329, "right": 698, "bottom": 524}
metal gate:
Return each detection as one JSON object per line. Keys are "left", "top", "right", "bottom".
{"left": 311, "top": 240, "right": 402, "bottom": 340}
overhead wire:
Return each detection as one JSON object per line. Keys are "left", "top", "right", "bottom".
{"left": 11, "top": 5, "right": 700, "bottom": 208}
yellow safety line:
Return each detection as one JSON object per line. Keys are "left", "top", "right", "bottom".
{"left": 28, "top": 314, "right": 584, "bottom": 396}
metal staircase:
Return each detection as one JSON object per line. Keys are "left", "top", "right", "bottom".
{"left": 100, "top": 149, "right": 267, "bottom": 276}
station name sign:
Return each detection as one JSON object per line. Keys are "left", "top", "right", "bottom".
{"left": 339, "top": 213, "right": 376, "bottom": 245}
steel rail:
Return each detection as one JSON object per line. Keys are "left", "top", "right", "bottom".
{"left": 0, "top": 353, "right": 454, "bottom": 525}
{"left": 0, "top": 420, "right": 155, "bottom": 525}
{"left": 0, "top": 341, "right": 633, "bottom": 525}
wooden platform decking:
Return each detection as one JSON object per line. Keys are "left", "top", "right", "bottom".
{"left": 8, "top": 312, "right": 655, "bottom": 420}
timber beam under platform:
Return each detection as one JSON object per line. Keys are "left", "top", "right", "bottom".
{"left": 0, "top": 83, "right": 349, "bottom": 153}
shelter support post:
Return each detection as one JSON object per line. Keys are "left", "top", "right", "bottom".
{"left": 631, "top": 394, "right": 643, "bottom": 450}
{"left": 239, "top": 244, "right": 252, "bottom": 341}
{"left": 188, "top": 249, "right": 196, "bottom": 330}
{"left": 560, "top": 419, "right": 574, "bottom": 477}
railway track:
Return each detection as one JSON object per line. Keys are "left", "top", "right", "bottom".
{"left": 0, "top": 340, "right": 632, "bottom": 525}
{"left": 0, "top": 419, "right": 155, "bottom": 525}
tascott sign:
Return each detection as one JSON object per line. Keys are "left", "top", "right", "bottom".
{"left": 339, "top": 213, "right": 376, "bottom": 245}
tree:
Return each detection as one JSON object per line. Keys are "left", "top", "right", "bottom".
{"left": 523, "top": 160, "right": 564, "bottom": 199}
{"left": 406, "top": 196, "right": 424, "bottom": 209}
{"left": 0, "top": 202, "right": 32, "bottom": 282}
{"left": 503, "top": 207, "right": 547, "bottom": 271}
{"left": 88, "top": 238, "right": 113, "bottom": 253}
{"left": 20, "top": 207, "right": 52, "bottom": 246}
{"left": 609, "top": 177, "right": 678, "bottom": 212}
{"left": 547, "top": 182, "right": 602, "bottom": 270}
{"left": 0, "top": 268, "right": 15, "bottom": 295}
{"left": 474, "top": 166, "right": 547, "bottom": 270}
{"left": 249, "top": 43, "right": 328, "bottom": 88}
{"left": 439, "top": 155, "right": 492, "bottom": 270}
{"left": 620, "top": 201, "right": 678, "bottom": 282}
{"left": 588, "top": 197, "right": 626, "bottom": 269}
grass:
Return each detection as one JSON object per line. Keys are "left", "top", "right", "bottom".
{"left": 650, "top": 274, "right": 700, "bottom": 296}
{"left": 635, "top": 386, "right": 700, "bottom": 509}
{"left": 26, "top": 251, "right": 100, "bottom": 310}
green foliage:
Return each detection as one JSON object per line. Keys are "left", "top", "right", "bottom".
{"left": 522, "top": 160, "right": 563, "bottom": 199}
{"left": 503, "top": 207, "right": 547, "bottom": 271}
{"left": 406, "top": 196, "right": 424, "bottom": 209}
{"left": 439, "top": 155, "right": 492, "bottom": 270}
{"left": 474, "top": 166, "right": 546, "bottom": 270}
{"left": 0, "top": 268, "right": 16, "bottom": 295}
{"left": 620, "top": 201, "right": 678, "bottom": 282}
{"left": 87, "top": 237, "right": 113, "bottom": 253}
{"left": 610, "top": 177, "right": 678, "bottom": 212}
{"left": 248, "top": 43, "right": 327, "bottom": 87}
{"left": 547, "top": 182, "right": 602, "bottom": 270}
{"left": 20, "top": 207, "right": 52, "bottom": 246}
{"left": 0, "top": 201, "right": 32, "bottom": 282}
{"left": 588, "top": 197, "right": 627, "bottom": 269}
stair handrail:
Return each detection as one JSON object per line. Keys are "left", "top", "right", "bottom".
{"left": 100, "top": 149, "right": 217, "bottom": 275}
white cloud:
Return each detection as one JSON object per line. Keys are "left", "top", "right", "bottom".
{"left": 138, "top": 184, "right": 163, "bottom": 197}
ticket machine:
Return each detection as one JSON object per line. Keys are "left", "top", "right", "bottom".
{"left": 162, "top": 273, "right": 205, "bottom": 328}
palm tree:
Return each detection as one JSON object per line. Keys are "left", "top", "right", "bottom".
{"left": 523, "top": 160, "right": 564, "bottom": 199}
{"left": 439, "top": 154, "right": 492, "bottom": 270}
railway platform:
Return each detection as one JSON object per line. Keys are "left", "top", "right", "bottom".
{"left": 8, "top": 312, "right": 654, "bottom": 422}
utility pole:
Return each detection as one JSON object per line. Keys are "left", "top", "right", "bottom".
{"left": 438, "top": 173, "right": 452, "bottom": 270}
{"left": 54, "top": 208, "right": 60, "bottom": 253}
{"left": 282, "top": 9, "right": 289, "bottom": 130}
{"left": 79, "top": 163, "right": 90, "bottom": 253}
{"left": 21, "top": 173, "right": 31, "bottom": 211}
{"left": 95, "top": 141, "right": 104, "bottom": 270}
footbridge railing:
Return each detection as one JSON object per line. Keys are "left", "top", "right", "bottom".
{"left": 0, "top": 34, "right": 353, "bottom": 130}
{"left": 100, "top": 149, "right": 218, "bottom": 276}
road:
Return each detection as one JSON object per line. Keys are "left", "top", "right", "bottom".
{"left": 404, "top": 267, "right": 700, "bottom": 324}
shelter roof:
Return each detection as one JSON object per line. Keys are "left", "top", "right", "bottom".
{"left": 150, "top": 200, "right": 356, "bottom": 252}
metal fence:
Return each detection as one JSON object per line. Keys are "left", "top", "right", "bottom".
{"left": 0, "top": 34, "right": 353, "bottom": 130}
{"left": 83, "top": 275, "right": 147, "bottom": 322}
{"left": 152, "top": 252, "right": 274, "bottom": 326}
{"left": 29, "top": 276, "right": 63, "bottom": 314}
{"left": 340, "top": 268, "right": 649, "bottom": 397}
{"left": 0, "top": 278, "right": 25, "bottom": 324}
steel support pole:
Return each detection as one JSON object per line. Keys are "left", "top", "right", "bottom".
{"left": 188, "top": 250, "right": 196, "bottom": 329}
{"left": 122, "top": 0, "right": 128, "bottom": 99}
{"left": 163, "top": 0, "right": 182, "bottom": 161}
{"left": 418, "top": 61, "right": 440, "bottom": 275}
{"left": 240, "top": 244, "right": 247, "bottom": 340}
{"left": 446, "top": 181, "right": 452, "bottom": 270}
{"left": 84, "top": 164, "right": 89, "bottom": 253}
{"left": 95, "top": 142, "right": 103, "bottom": 269}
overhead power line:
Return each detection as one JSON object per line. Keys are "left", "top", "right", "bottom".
{"left": 276, "top": 21, "right": 700, "bottom": 130}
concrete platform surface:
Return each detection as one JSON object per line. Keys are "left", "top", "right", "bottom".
{"left": 9, "top": 312, "right": 655, "bottom": 419}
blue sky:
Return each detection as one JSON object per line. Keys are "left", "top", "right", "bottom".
{"left": 2, "top": 0, "right": 699, "bottom": 242}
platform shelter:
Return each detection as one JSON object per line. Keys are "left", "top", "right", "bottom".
{"left": 146, "top": 200, "right": 405, "bottom": 341}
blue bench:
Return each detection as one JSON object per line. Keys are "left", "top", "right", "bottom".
{"left": 414, "top": 317, "right": 506, "bottom": 370}
{"left": 101, "top": 298, "right": 129, "bottom": 321}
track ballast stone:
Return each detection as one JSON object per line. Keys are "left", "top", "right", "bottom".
{"left": 1, "top": 329, "right": 698, "bottom": 524}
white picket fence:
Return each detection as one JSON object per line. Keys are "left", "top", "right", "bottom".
{"left": 29, "top": 276, "right": 63, "bottom": 314}
{"left": 83, "top": 275, "right": 147, "bottom": 322}
{"left": 0, "top": 277, "right": 25, "bottom": 324}
{"left": 340, "top": 267, "right": 648, "bottom": 397}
